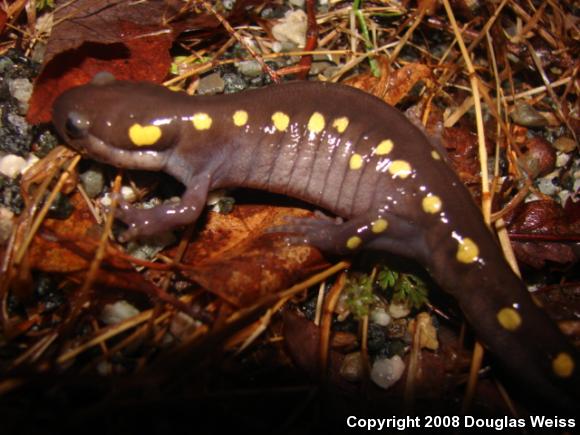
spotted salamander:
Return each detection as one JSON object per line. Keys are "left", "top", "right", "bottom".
{"left": 52, "top": 73, "right": 578, "bottom": 409}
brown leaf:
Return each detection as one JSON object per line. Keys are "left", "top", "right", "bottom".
{"left": 29, "top": 1, "right": 185, "bottom": 125}
{"left": 507, "top": 199, "right": 580, "bottom": 235}
{"left": 442, "top": 127, "right": 482, "bottom": 187}
{"left": 345, "top": 59, "right": 433, "bottom": 106}
{"left": 176, "top": 206, "right": 329, "bottom": 306}
{"left": 26, "top": 192, "right": 191, "bottom": 312}
{"left": 28, "top": 192, "right": 102, "bottom": 273}
{"left": 506, "top": 200, "right": 580, "bottom": 268}
{"left": 282, "top": 308, "right": 351, "bottom": 389}
{"left": 0, "top": 7, "right": 7, "bottom": 35}
{"left": 28, "top": 0, "right": 268, "bottom": 124}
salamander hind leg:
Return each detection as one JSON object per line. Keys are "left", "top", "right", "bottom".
{"left": 270, "top": 210, "right": 428, "bottom": 262}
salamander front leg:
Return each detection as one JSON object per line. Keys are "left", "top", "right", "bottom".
{"left": 270, "top": 211, "right": 428, "bottom": 262}
{"left": 113, "top": 174, "right": 211, "bottom": 241}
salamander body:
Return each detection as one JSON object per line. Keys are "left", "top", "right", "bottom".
{"left": 52, "top": 73, "right": 578, "bottom": 408}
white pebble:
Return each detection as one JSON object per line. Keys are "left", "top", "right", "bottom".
{"left": 389, "top": 301, "right": 411, "bottom": 319}
{"left": 0, "top": 154, "right": 27, "bottom": 178}
{"left": 101, "top": 301, "right": 140, "bottom": 325}
{"left": 271, "top": 10, "right": 307, "bottom": 47}
{"left": 206, "top": 189, "right": 228, "bottom": 206}
{"left": 120, "top": 185, "right": 137, "bottom": 202}
{"left": 99, "top": 194, "right": 112, "bottom": 207}
{"left": 289, "top": 0, "right": 305, "bottom": 7}
{"left": 370, "top": 355, "right": 406, "bottom": 389}
{"left": 96, "top": 361, "right": 113, "bottom": 376}
{"left": 370, "top": 307, "right": 391, "bottom": 326}
{"left": 271, "top": 41, "right": 283, "bottom": 53}
{"left": 8, "top": 78, "right": 33, "bottom": 114}
{"left": 555, "top": 152, "right": 570, "bottom": 168}
{"left": 536, "top": 173, "right": 561, "bottom": 197}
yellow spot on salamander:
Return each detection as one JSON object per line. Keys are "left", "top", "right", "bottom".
{"left": 347, "top": 236, "right": 362, "bottom": 250}
{"left": 371, "top": 219, "right": 388, "bottom": 233}
{"left": 308, "top": 112, "right": 325, "bottom": 133}
{"left": 422, "top": 195, "right": 442, "bottom": 214}
{"left": 497, "top": 307, "right": 521, "bottom": 331}
{"left": 431, "top": 150, "right": 441, "bottom": 160}
{"left": 456, "top": 237, "right": 479, "bottom": 263}
{"left": 375, "top": 139, "right": 394, "bottom": 156}
{"left": 350, "top": 154, "right": 363, "bottom": 170}
{"left": 233, "top": 110, "right": 248, "bottom": 127}
{"left": 272, "top": 112, "right": 290, "bottom": 131}
{"left": 552, "top": 352, "right": 574, "bottom": 378}
{"left": 388, "top": 160, "right": 412, "bottom": 178}
{"left": 332, "top": 117, "right": 349, "bottom": 133}
{"left": 128, "top": 124, "right": 162, "bottom": 147}
{"left": 192, "top": 113, "right": 212, "bottom": 130}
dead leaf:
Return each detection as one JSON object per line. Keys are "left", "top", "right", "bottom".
{"left": 28, "top": 0, "right": 269, "bottom": 124}
{"left": 345, "top": 59, "right": 433, "bottom": 106}
{"left": 506, "top": 199, "right": 580, "bottom": 268}
{"left": 0, "top": 7, "right": 7, "bottom": 35}
{"left": 176, "top": 206, "right": 329, "bottom": 306}
{"left": 28, "top": 19, "right": 173, "bottom": 123}
{"left": 442, "top": 126, "right": 482, "bottom": 187}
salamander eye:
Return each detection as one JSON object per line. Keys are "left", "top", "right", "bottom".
{"left": 65, "top": 111, "right": 90, "bottom": 139}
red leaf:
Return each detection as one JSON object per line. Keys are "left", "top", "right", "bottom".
{"left": 507, "top": 200, "right": 580, "bottom": 268}
{"left": 174, "top": 206, "right": 329, "bottom": 307}
{"left": 27, "top": 0, "right": 182, "bottom": 124}
{"left": 0, "top": 7, "right": 7, "bottom": 35}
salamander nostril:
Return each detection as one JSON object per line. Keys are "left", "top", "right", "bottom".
{"left": 65, "top": 111, "right": 90, "bottom": 139}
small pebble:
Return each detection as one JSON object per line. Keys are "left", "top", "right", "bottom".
{"left": 0, "top": 154, "right": 27, "bottom": 178}
{"left": 536, "top": 169, "right": 561, "bottom": 197}
{"left": 125, "top": 231, "right": 176, "bottom": 260}
{"left": 370, "top": 355, "right": 406, "bottom": 390}
{"left": 197, "top": 72, "right": 225, "bottom": 95}
{"left": 555, "top": 152, "right": 570, "bottom": 168}
{"left": 370, "top": 306, "right": 391, "bottom": 326}
{"left": 271, "top": 10, "right": 307, "bottom": 48}
{"left": 96, "top": 361, "right": 113, "bottom": 376}
{"left": 309, "top": 61, "right": 334, "bottom": 76}
{"left": 222, "top": 0, "right": 235, "bottom": 10}
{"left": 289, "top": 0, "right": 305, "bottom": 7}
{"left": 79, "top": 166, "right": 105, "bottom": 198}
{"left": 120, "top": 185, "right": 137, "bottom": 202}
{"left": 389, "top": 301, "right": 411, "bottom": 319}
{"left": 8, "top": 78, "right": 33, "bottom": 114}
{"left": 101, "top": 300, "right": 140, "bottom": 325}
{"left": 223, "top": 72, "right": 247, "bottom": 93}
{"left": 511, "top": 102, "right": 548, "bottom": 127}
{"left": 169, "top": 312, "right": 200, "bottom": 340}
{"left": 236, "top": 60, "right": 262, "bottom": 78}
{"left": 340, "top": 352, "right": 364, "bottom": 382}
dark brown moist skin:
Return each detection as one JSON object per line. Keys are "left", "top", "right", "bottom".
{"left": 52, "top": 77, "right": 579, "bottom": 409}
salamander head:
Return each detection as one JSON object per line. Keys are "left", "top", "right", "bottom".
{"left": 52, "top": 73, "right": 177, "bottom": 171}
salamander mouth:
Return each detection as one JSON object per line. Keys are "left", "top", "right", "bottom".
{"left": 80, "top": 133, "right": 169, "bottom": 172}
